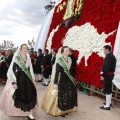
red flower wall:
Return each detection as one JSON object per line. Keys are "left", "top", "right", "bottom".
{"left": 46, "top": 0, "right": 120, "bottom": 88}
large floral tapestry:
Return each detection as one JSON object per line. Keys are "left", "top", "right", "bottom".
{"left": 46, "top": 0, "right": 120, "bottom": 88}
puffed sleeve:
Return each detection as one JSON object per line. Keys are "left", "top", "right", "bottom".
{"left": 54, "top": 63, "right": 61, "bottom": 84}
{"left": 12, "top": 63, "right": 18, "bottom": 85}
{"left": 70, "top": 66, "right": 74, "bottom": 77}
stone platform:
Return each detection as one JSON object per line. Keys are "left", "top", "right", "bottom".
{"left": 0, "top": 82, "right": 120, "bottom": 120}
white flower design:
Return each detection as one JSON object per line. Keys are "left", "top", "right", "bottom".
{"left": 46, "top": 22, "right": 116, "bottom": 66}
{"left": 46, "top": 25, "right": 59, "bottom": 50}
{"left": 62, "top": 23, "right": 116, "bottom": 65}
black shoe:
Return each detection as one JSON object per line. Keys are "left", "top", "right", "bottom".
{"left": 100, "top": 106, "right": 110, "bottom": 110}
{"left": 27, "top": 116, "right": 36, "bottom": 120}
{"left": 60, "top": 114, "right": 65, "bottom": 117}
{"left": 65, "top": 113, "right": 68, "bottom": 115}
{"left": 103, "top": 103, "right": 112, "bottom": 107}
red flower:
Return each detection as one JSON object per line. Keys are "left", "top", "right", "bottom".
{"left": 45, "top": 0, "right": 120, "bottom": 88}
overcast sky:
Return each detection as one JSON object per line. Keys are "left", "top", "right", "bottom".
{"left": 0, "top": 0, "right": 50, "bottom": 46}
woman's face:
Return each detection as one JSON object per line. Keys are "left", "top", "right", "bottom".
{"left": 62, "top": 47, "right": 70, "bottom": 57}
{"left": 21, "top": 45, "right": 28, "bottom": 54}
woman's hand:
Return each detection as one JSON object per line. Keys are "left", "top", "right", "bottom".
{"left": 33, "top": 81, "right": 37, "bottom": 87}
{"left": 13, "top": 84, "right": 18, "bottom": 90}
{"left": 41, "top": 68, "right": 44, "bottom": 72}
{"left": 54, "top": 84, "right": 58, "bottom": 90}
{"left": 100, "top": 76, "right": 104, "bottom": 81}
{"left": 52, "top": 84, "right": 58, "bottom": 95}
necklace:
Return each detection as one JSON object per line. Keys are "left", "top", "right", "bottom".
{"left": 62, "top": 56, "right": 68, "bottom": 63}
{"left": 20, "top": 54, "right": 27, "bottom": 62}
{"left": 62, "top": 56, "right": 71, "bottom": 70}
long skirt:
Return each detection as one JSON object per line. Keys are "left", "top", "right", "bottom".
{"left": 0, "top": 80, "right": 39, "bottom": 116}
{"left": 41, "top": 81, "right": 77, "bottom": 116}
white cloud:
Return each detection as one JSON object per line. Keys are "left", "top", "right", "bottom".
{"left": 0, "top": 0, "right": 50, "bottom": 46}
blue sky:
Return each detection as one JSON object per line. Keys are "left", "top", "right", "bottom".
{"left": 0, "top": 0, "right": 50, "bottom": 45}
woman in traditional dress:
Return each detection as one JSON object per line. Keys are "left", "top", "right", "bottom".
{"left": 0, "top": 44, "right": 38, "bottom": 120}
{"left": 41, "top": 46, "right": 77, "bottom": 117}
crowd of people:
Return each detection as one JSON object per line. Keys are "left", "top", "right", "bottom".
{"left": 0, "top": 44, "right": 77, "bottom": 119}
{"left": 0, "top": 44, "right": 116, "bottom": 120}
{"left": 27, "top": 47, "right": 77, "bottom": 86}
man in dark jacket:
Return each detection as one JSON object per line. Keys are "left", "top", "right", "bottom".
{"left": 100, "top": 45, "right": 116, "bottom": 110}
{"left": 35, "top": 49, "right": 43, "bottom": 82}
{"left": 41, "top": 49, "right": 51, "bottom": 86}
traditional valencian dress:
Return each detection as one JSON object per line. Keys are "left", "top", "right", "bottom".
{"left": 0, "top": 48, "right": 38, "bottom": 116}
{"left": 41, "top": 54, "right": 77, "bottom": 116}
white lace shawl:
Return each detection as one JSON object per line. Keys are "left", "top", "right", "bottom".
{"left": 7, "top": 45, "right": 35, "bottom": 83}
{"left": 51, "top": 48, "right": 72, "bottom": 82}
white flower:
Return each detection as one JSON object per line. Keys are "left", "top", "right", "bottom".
{"left": 46, "top": 22, "right": 116, "bottom": 66}
{"left": 62, "top": 22, "right": 116, "bottom": 66}
{"left": 46, "top": 25, "right": 59, "bottom": 51}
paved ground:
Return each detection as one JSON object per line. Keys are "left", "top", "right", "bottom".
{"left": 0, "top": 82, "right": 120, "bottom": 120}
